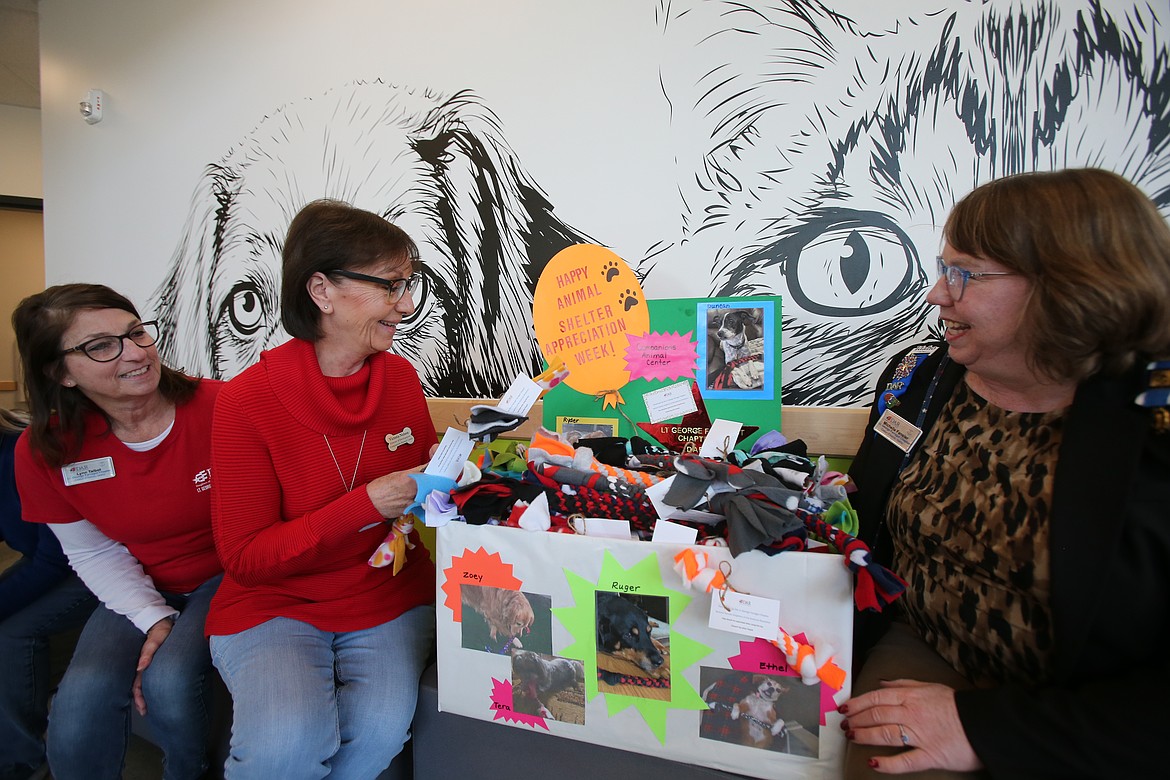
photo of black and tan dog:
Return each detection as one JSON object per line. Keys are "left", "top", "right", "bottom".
{"left": 594, "top": 591, "right": 671, "bottom": 700}
{"left": 510, "top": 650, "right": 586, "bottom": 724}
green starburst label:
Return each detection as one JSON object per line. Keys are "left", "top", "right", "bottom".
{"left": 552, "top": 549, "right": 712, "bottom": 743}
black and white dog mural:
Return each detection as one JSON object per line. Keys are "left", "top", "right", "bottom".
{"left": 153, "top": 1, "right": 1170, "bottom": 405}
{"left": 152, "top": 82, "right": 595, "bottom": 398}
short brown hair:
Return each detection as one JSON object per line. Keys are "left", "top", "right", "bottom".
{"left": 12, "top": 284, "right": 199, "bottom": 466}
{"left": 280, "top": 199, "right": 421, "bottom": 341}
{"left": 944, "top": 168, "right": 1170, "bottom": 382}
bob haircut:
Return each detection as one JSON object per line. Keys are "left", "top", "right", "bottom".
{"left": 12, "top": 284, "right": 199, "bottom": 467}
{"left": 280, "top": 199, "right": 422, "bottom": 342}
{"left": 944, "top": 168, "right": 1170, "bottom": 383}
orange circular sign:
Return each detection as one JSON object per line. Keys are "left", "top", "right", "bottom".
{"left": 533, "top": 244, "right": 649, "bottom": 397}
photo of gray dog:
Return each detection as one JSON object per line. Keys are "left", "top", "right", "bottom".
{"left": 510, "top": 650, "right": 586, "bottom": 723}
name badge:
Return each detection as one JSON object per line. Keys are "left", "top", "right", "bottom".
{"left": 874, "top": 409, "right": 923, "bottom": 454}
{"left": 61, "top": 457, "right": 116, "bottom": 486}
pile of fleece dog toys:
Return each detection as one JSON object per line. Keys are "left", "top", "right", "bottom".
{"left": 412, "top": 427, "right": 905, "bottom": 614}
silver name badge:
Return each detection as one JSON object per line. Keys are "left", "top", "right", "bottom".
{"left": 61, "top": 456, "right": 116, "bottom": 486}
{"left": 874, "top": 409, "right": 924, "bottom": 454}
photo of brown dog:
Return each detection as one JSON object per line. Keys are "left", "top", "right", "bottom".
{"left": 731, "top": 675, "right": 790, "bottom": 748}
{"left": 461, "top": 586, "right": 551, "bottom": 655}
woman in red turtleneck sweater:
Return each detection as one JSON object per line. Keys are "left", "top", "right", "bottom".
{"left": 206, "top": 200, "right": 437, "bottom": 779}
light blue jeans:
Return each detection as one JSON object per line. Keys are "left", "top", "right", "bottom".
{"left": 0, "top": 573, "right": 97, "bottom": 771}
{"left": 210, "top": 605, "right": 435, "bottom": 780}
{"left": 46, "top": 572, "right": 222, "bottom": 780}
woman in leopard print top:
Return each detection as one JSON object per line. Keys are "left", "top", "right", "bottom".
{"left": 840, "top": 169, "right": 1170, "bottom": 780}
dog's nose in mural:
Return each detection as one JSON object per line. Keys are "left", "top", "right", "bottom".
{"left": 151, "top": 81, "right": 595, "bottom": 398}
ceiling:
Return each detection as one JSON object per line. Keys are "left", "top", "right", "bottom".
{"left": 0, "top": 0, "right": 40, "bottom": 109}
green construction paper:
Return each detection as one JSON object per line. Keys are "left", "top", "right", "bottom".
{"left": 551, "top": 550, "right": 712, "bottom": 744}
{"left": 542, "top": 296, "right": 783, "bottom": 450}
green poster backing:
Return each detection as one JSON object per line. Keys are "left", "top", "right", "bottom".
{"left": 541, "top": 296, "right": 783, "bottom": 449}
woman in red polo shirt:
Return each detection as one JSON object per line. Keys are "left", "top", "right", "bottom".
{"left": 13, "top": 284, "right": 223, "bottom": 780}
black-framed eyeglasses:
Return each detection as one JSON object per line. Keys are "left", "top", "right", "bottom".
{"left": 327, "top": 269, "right": 422, "bottom": 303}
{"left": 60, "top": 321, "right": 160, "bottom": 363}
{"left": 935, "top": 257, "right": 1015, "bottom": 301}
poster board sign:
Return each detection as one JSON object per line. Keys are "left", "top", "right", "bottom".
{"left": 436, "top": 522, "right": 852, "bottom": 779}
{"left": 542, "top": 296, "right": 782, "bottom": 451}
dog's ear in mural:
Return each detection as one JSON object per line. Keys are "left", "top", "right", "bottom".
{"left": 651, "top": 0, "right": 1170, "bottom": 405}
{"left": 151, "top": 82, "right": 595, "bottom": 396}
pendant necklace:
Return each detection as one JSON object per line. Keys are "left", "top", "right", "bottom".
{"left": 324, "top": 430, "right": 368, "bottom": 493}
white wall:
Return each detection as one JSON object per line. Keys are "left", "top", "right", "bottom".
{"left": 0, "top": 104, "right": 42, "bottom": 197}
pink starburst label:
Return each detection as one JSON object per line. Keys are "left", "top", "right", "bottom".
{"left": 488, "top": 677, "right": 549, "bottom": 730}
{"left": 625, "top": 331, "right": 699, "bottom": 382}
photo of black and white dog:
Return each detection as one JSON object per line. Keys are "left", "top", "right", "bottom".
{"left": 704, "top": 306, "right": 765, "bottom": 391}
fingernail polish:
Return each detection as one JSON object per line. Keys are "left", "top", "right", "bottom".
{"left": 840, "top": 719, "right": 849, "bottom": 730}
{"left": 838, "top": 703, "right": 849, "bottom": 714}
{"left": 846, "top": 730, "right": 855, "bottom": 740}
{"left": 868, "top": 758, "right": 879, "bottom": 769}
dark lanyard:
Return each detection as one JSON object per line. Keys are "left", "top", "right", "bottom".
{"left": 899, "top": 356, "right": 951, "bottom": 471}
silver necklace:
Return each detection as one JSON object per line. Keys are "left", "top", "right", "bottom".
{"left": 323, "top": 430, "right": 368, "bottom": 493}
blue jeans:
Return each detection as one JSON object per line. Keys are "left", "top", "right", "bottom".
{"left": 210, "top": 605, "right": 435, "bottom": 780}
{"left": 46, "top": 573, "right": 222, "bottom": 780}
{"left": 0, "top": 573, "right": 97, "bottom": 770}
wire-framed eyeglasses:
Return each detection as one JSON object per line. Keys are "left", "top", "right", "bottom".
{"left": 60, "top": 321, "right": 160, "bottom": 363}
{"left": 327, "top": 269, "right": 422, "bottom": 303}
{"left": 935, "top": 257, "right": 1015, "bottom": 301}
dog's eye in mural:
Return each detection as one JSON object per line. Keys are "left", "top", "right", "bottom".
{"left": 209, "top": 272, "right": 280, "bottom": 380}
{"left": 732, "top": 210, "right": 923, "bottom": 318}
{"left": 222, "top": 281, "right": 268, "bottom": 337}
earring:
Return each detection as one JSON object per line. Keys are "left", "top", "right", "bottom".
{"left": 322, "top": 305, "right": 330, "bottom": 312}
